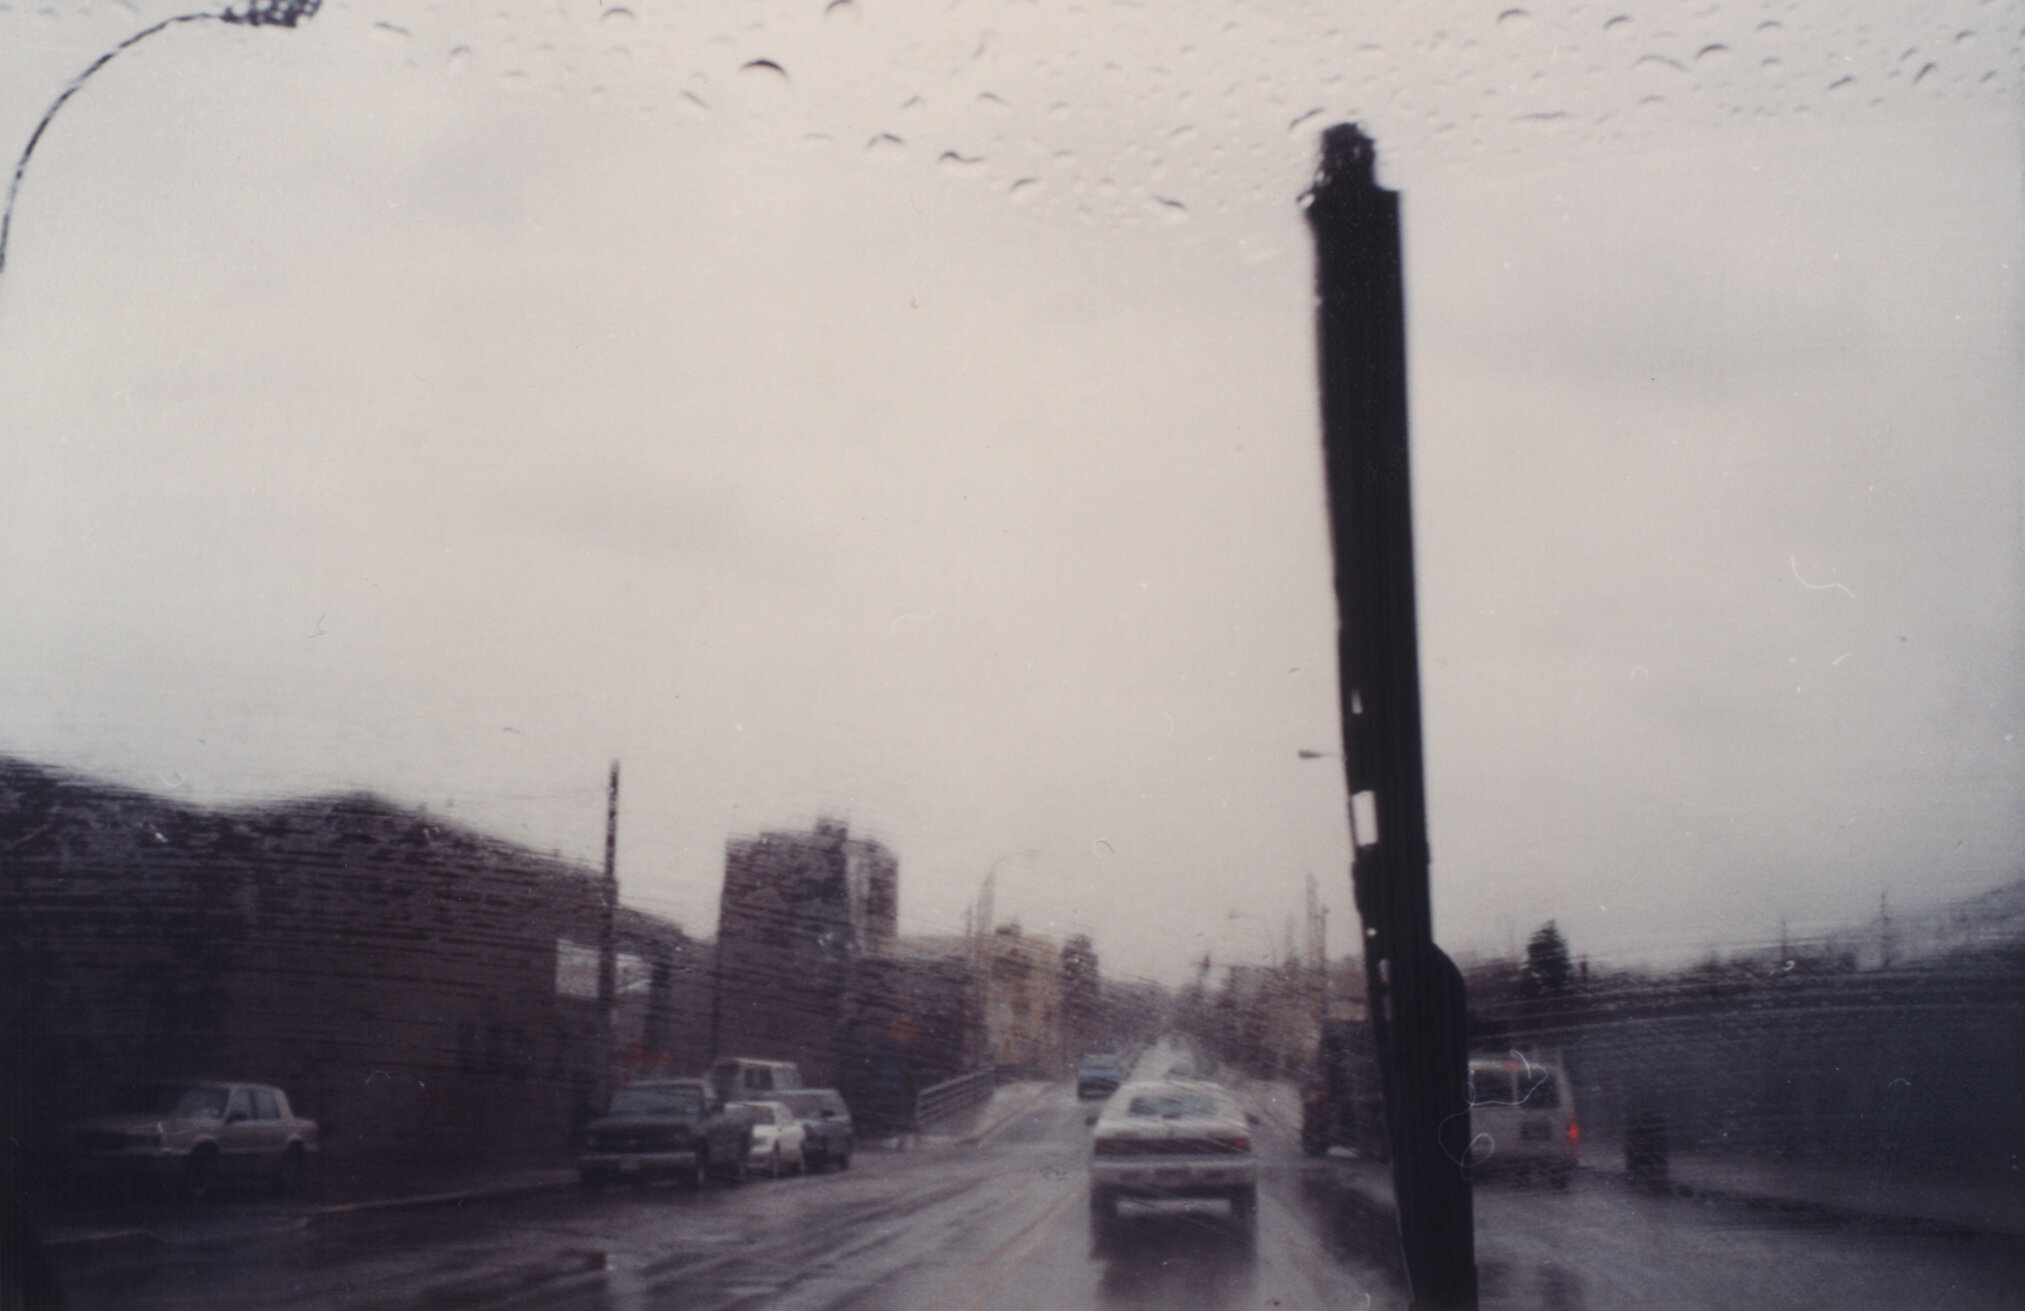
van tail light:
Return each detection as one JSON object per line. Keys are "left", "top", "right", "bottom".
{"left": 1566, "top": 1121, "right": 1581, "bottom": 1144}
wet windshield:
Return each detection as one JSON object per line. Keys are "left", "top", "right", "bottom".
{"left": 3, "top": 2, "right": 2019, "bottom": 1309}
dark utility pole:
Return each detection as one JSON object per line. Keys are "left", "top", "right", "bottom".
{"left": 1305, "top": 124, "right": 1478, "bottom": 1311}
{"left": 597, "top": 760, "right": 620, "bottom": 1106}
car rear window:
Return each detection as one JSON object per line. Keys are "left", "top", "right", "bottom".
{"left": 1125, "top": 1092, "right": 1220, "bottom": 1119}
{"left": 608, "top": 1086, "right": 703, "bottom": 1118}
{"left": 1468, "top": 1068, "right": 1517, "bottom": 1106}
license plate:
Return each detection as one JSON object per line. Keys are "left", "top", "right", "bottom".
{"left": 619, "top": 1159, "right": 641, "bottom": 1173}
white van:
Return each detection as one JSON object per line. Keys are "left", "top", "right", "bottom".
{"left": 707, "top": 1058, "right": 803, "bottom": 1104}
{"left": 1463, "top": 1054, "right": 1579, "bottom": 1187}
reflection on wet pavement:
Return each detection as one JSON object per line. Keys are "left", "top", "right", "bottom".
{"left": 1094, "top": 1213, "right": 1258, "bottom": 1309}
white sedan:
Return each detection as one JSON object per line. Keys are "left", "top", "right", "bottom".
{"left": 729, "top": 1100, "right": 808, "bottom": 1178}
{"left": 1088, "top": 1081, "right": 1258, "bottom": 1237}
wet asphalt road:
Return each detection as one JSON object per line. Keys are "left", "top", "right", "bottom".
{"left": 45, "top": 1085, "right": 2024, "bottom": 1311}
{"left": 47, "top": 1087, "right": 1397, "bottom": 1311}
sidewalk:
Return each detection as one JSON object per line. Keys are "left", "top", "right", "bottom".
{"left": 310, "top": 1162, "right": 580, "bottom": 1216}
{"left": 961, "top": 1080, "right": 1059, "bottom": 1144}
{"left": 1584, "top": 1139, "right": 2025, "bottom": 1238}
{"left": 1239, "top": 1078, "right": 2024, "bottom": 1240}
{"left": 36, "top": 1162, "right": 582, "bottom": 1250}
{"left": 907, "top": 1079, "right": 1058, "bottom": 1147}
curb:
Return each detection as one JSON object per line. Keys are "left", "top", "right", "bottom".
{"left": 1313, "top": 1150, "right": 2021, "bottom": 1243}
{"left": 1592, "top": 1167, "right": 2020, "bottom": 1240}
{"left": 39, "top": 1226, "right": 161, "bottom": 1252}
{"left": 312, "top": 1172, "right": 580, "bottom": 1218}
{"left": 38, "top": 1174, "right": 581, "bottom": 1247}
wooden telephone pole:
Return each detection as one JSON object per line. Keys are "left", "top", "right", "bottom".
{"left": 597, "top": 761, "right": 620, "bottom": 1106}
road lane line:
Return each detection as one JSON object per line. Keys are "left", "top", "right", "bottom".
{"left": 953, "top": 1186, "right": 1080, "bottom": 1311}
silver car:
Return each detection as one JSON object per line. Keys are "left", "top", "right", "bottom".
{"left": 64, "top": 1081, "right": 318, "bottom": 1199}
{"left": 1088, "top": 1080, "right": 1258, "bottom": 1238}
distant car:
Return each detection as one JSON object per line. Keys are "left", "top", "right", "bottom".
{"left": 1088, "top": 1080, "right": 1258, "bottom": 1238}
{"left": 62, "top": 1081, "right": 317, "bottom": 1199}
{"left": 706, "top": 1057, "right": 802, "bottom": 1105}
{"left": 1463, "top": 1055, "right": 1579, "bottom": 1187}
{"left": 578, "top": 1079, "right": 753, "bottom": 1190}
{"left": 1076, "top": 1055, "right": 1125, "bottom": 1100}
{"left": 729, "top": 1100, "right": 808, "bottom": 1178}
{"left": 775, "top": 1088, "right": 854, "bottom": 1172}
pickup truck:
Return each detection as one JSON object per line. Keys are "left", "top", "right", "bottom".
{"left": 577, "top": 1079, "right": 754, "bottom": 1189}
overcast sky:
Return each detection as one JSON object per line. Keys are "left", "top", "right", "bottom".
{"left": 1, "top": 0, "right": 2019, "bottom": 983}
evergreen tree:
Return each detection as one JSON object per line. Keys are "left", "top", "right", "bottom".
{"left": 1521, "top": 921, "right": 1575, "bottom": 998}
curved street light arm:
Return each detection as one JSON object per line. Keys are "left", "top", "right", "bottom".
{"left": 0, "top": 1, "right": 321, "bottom": 293}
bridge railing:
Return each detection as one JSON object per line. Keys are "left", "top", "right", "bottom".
{"left": 912, "top": 1068, "right": 997, "bottom": 1131}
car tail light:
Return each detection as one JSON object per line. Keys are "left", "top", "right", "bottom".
{"left": 1216, "top": 1136, "right": 1250, "bottom": 1153}
{"left": 1567, "top": 1121, "right": 1581, "bottom": 1143}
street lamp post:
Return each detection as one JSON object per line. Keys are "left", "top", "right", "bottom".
{"left": 0, "top": 0, "right": 322, "bottom": 293}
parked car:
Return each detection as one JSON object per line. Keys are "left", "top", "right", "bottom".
{"left": 1462, "top": 1054, "right": 1579, "bottom": 1187}
{"left": 1075, "top": 1054, "right": 1125, "bottom": 1100}
{"left": 775, "top": 1088, "right": 854, "bottom": 1171}
{"left": 1088, "top": 1080, "right": 1258, "bottom": 1239}
{"left": 706, "top": 1057, "right": 802, "bottom": 1106}
{"left": 577, "top": 1078, "right": 754, "bottom": 1190}
{"left": 728, "top": 1100, "right": 807, "bottom": 1178}
{"left": 62, "top": 1081, "right": 317, "bottom": 1199}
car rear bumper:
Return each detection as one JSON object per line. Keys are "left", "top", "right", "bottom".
{"left": 577, "top": 1150, "right": 699, "bottom": 1175}
{"left": 1090, "top": 1157, "right": 1257, "bottom": 1196}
